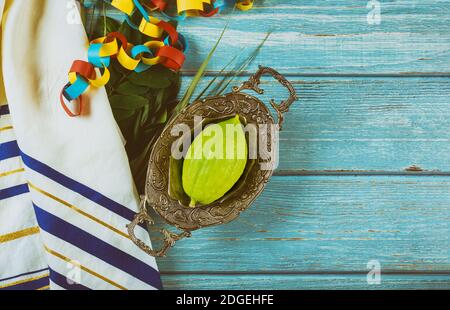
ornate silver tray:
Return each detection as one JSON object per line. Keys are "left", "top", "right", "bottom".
{"left": 127, "top": 66, "right": 298, "bottom": 257}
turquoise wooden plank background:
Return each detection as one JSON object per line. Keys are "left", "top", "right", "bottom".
{"left": 101, "top": 1, "right": 450, "bottom": 289}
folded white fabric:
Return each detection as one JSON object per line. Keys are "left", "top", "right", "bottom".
{"left": 0, "top": 0, "right": 161, "bottom": 290}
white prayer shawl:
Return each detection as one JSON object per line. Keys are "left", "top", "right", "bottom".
{"left": 0, "top": 0, "right": 161, "bottom": 290}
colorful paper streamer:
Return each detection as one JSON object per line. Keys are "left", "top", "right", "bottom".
{"left": 61, "top": 22, "right": 185, "bottom": 116}
{"left": 61, "top": 0, "right": 254, "bottom": 117}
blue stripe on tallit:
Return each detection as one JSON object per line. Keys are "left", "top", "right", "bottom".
{"left": 21, "top": 152, "right": 138, "bottom": 223}
{"left": 33, "top": 205, "right": 162, "bottom": 290}
{"left": 0, "top": 184, "right": 29, "bottom": 200}
{"left": 1, "top": 276, "right": 49, "bottom": 290}
{"left": 0, "top": 105, "right": 9, "bottom": 116}
{"left": 49, "top": 269, "right": 90, "bottom": 290}
{"left": 0, "top": 141, "right": 20, "bottom": 161}
{"left": 0, "top": 268, "right": 48, "bottom": 283}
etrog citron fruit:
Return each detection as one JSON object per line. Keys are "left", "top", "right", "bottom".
{"left": 182, "top": 115, "right": 248, "bottom": 207}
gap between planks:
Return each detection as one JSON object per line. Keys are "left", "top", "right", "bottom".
{"left": 181, "top": 72, "right": 450, "bottom": 78}
{"left": 274, "top": 171, "right": 450, "bottom": 177}
{"left": 160, "top": 271, "right": 450, "bottom": 276}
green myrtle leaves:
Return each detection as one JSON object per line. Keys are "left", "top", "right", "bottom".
{"left": 109, "top": 64, "right": 181, "bottom": 193}
{"left": 84, "top": 4, "right": 182, "bottom": 193}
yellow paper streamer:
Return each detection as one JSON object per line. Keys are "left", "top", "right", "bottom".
{"left": 69, "top": 68, "right": 110, "bottom": 88}
{"left": 61, "top": 0, "right": 254, "bottom": 116}
{"left": 139, "top": 16, "right": 164, "bottom": 38}
{"left": 236, "top": 0, "right": 254, "bottom": 11}
{"left": 91, "top": 37, "right": 120, "bottom": 57}
{"left": 117, "top": 47, "right": 141, "bottom": 70}
{"left": 111, "top": 0, "right": 254, "bottom": 19}
{"left": 111, "top": 0, "right": 135, "bottom": 15}
{"left": 177, "top": 0, "right": 211, "bottom": 14}
{"left": 142, "top": 41, "right": 165, "bottom": 65}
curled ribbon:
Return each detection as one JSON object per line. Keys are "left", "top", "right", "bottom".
{"left": 61, "top": 21, "right": 185, "bottom": 116}
{"left": 236, "top": 0, "right": 254, "bottom": 11}
{"left": 113, "top": 0, "right": 252, "bottom": 22}
{"left": 61, "top": 0, "right": 253, "bottom": 117}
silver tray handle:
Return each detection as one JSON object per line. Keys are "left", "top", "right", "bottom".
{"left": 233, "top": 66, "right": 298, "bottom": 130}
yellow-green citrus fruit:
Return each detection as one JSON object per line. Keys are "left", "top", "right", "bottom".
{"left": 182, "top": 115, "right": 248, "bottom": 207}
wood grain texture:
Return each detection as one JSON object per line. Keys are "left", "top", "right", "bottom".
{"left": 180, "top": 76, "right": 450, "bottom": 173}
{"left": 161, "top": 274, "right": 450, "bottom": 290}
{"left": 176, "top": 0, "right": 450, "bottom": 75}
{"left": 100, "top": 1, "right": 450, "bottom": 289}
{"left": 156, "top": 176, "right": 450, "bottom": 273}
{"left": 102, "top": 0, "right": 450, "bottom": 74}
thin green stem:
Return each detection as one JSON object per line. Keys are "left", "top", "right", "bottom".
{"left": 194, "top": 49, "right": 243, "bottom": 101}
{"left": 217, "top": 31, "right": 272, "bottom": 95}
{"left": 88, "top": 1, "right": 98, "bottom": 40}
{"left": 102, "top": 1, "right": 107, "bottom": 36}
{"left": 177, "top": 23, "right": 229, "bottom": 112}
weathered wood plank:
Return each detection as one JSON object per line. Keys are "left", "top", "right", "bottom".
{"left": 177, "top": 0, "right": 450, "bottom": 74}
{"left": 155, "top": 176, "right": 450, "bottom": 273}
{"left": 179, "top": 76, "right": 450, "bottom": 173}
{"left": 162, "top": 274, "right": 450, "bottom": 290}
{"left": 97, "top": 1, "right": 450, "bottom": 289}
{"left": 100, "top": 0, "right": 450, "bottom": 74}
